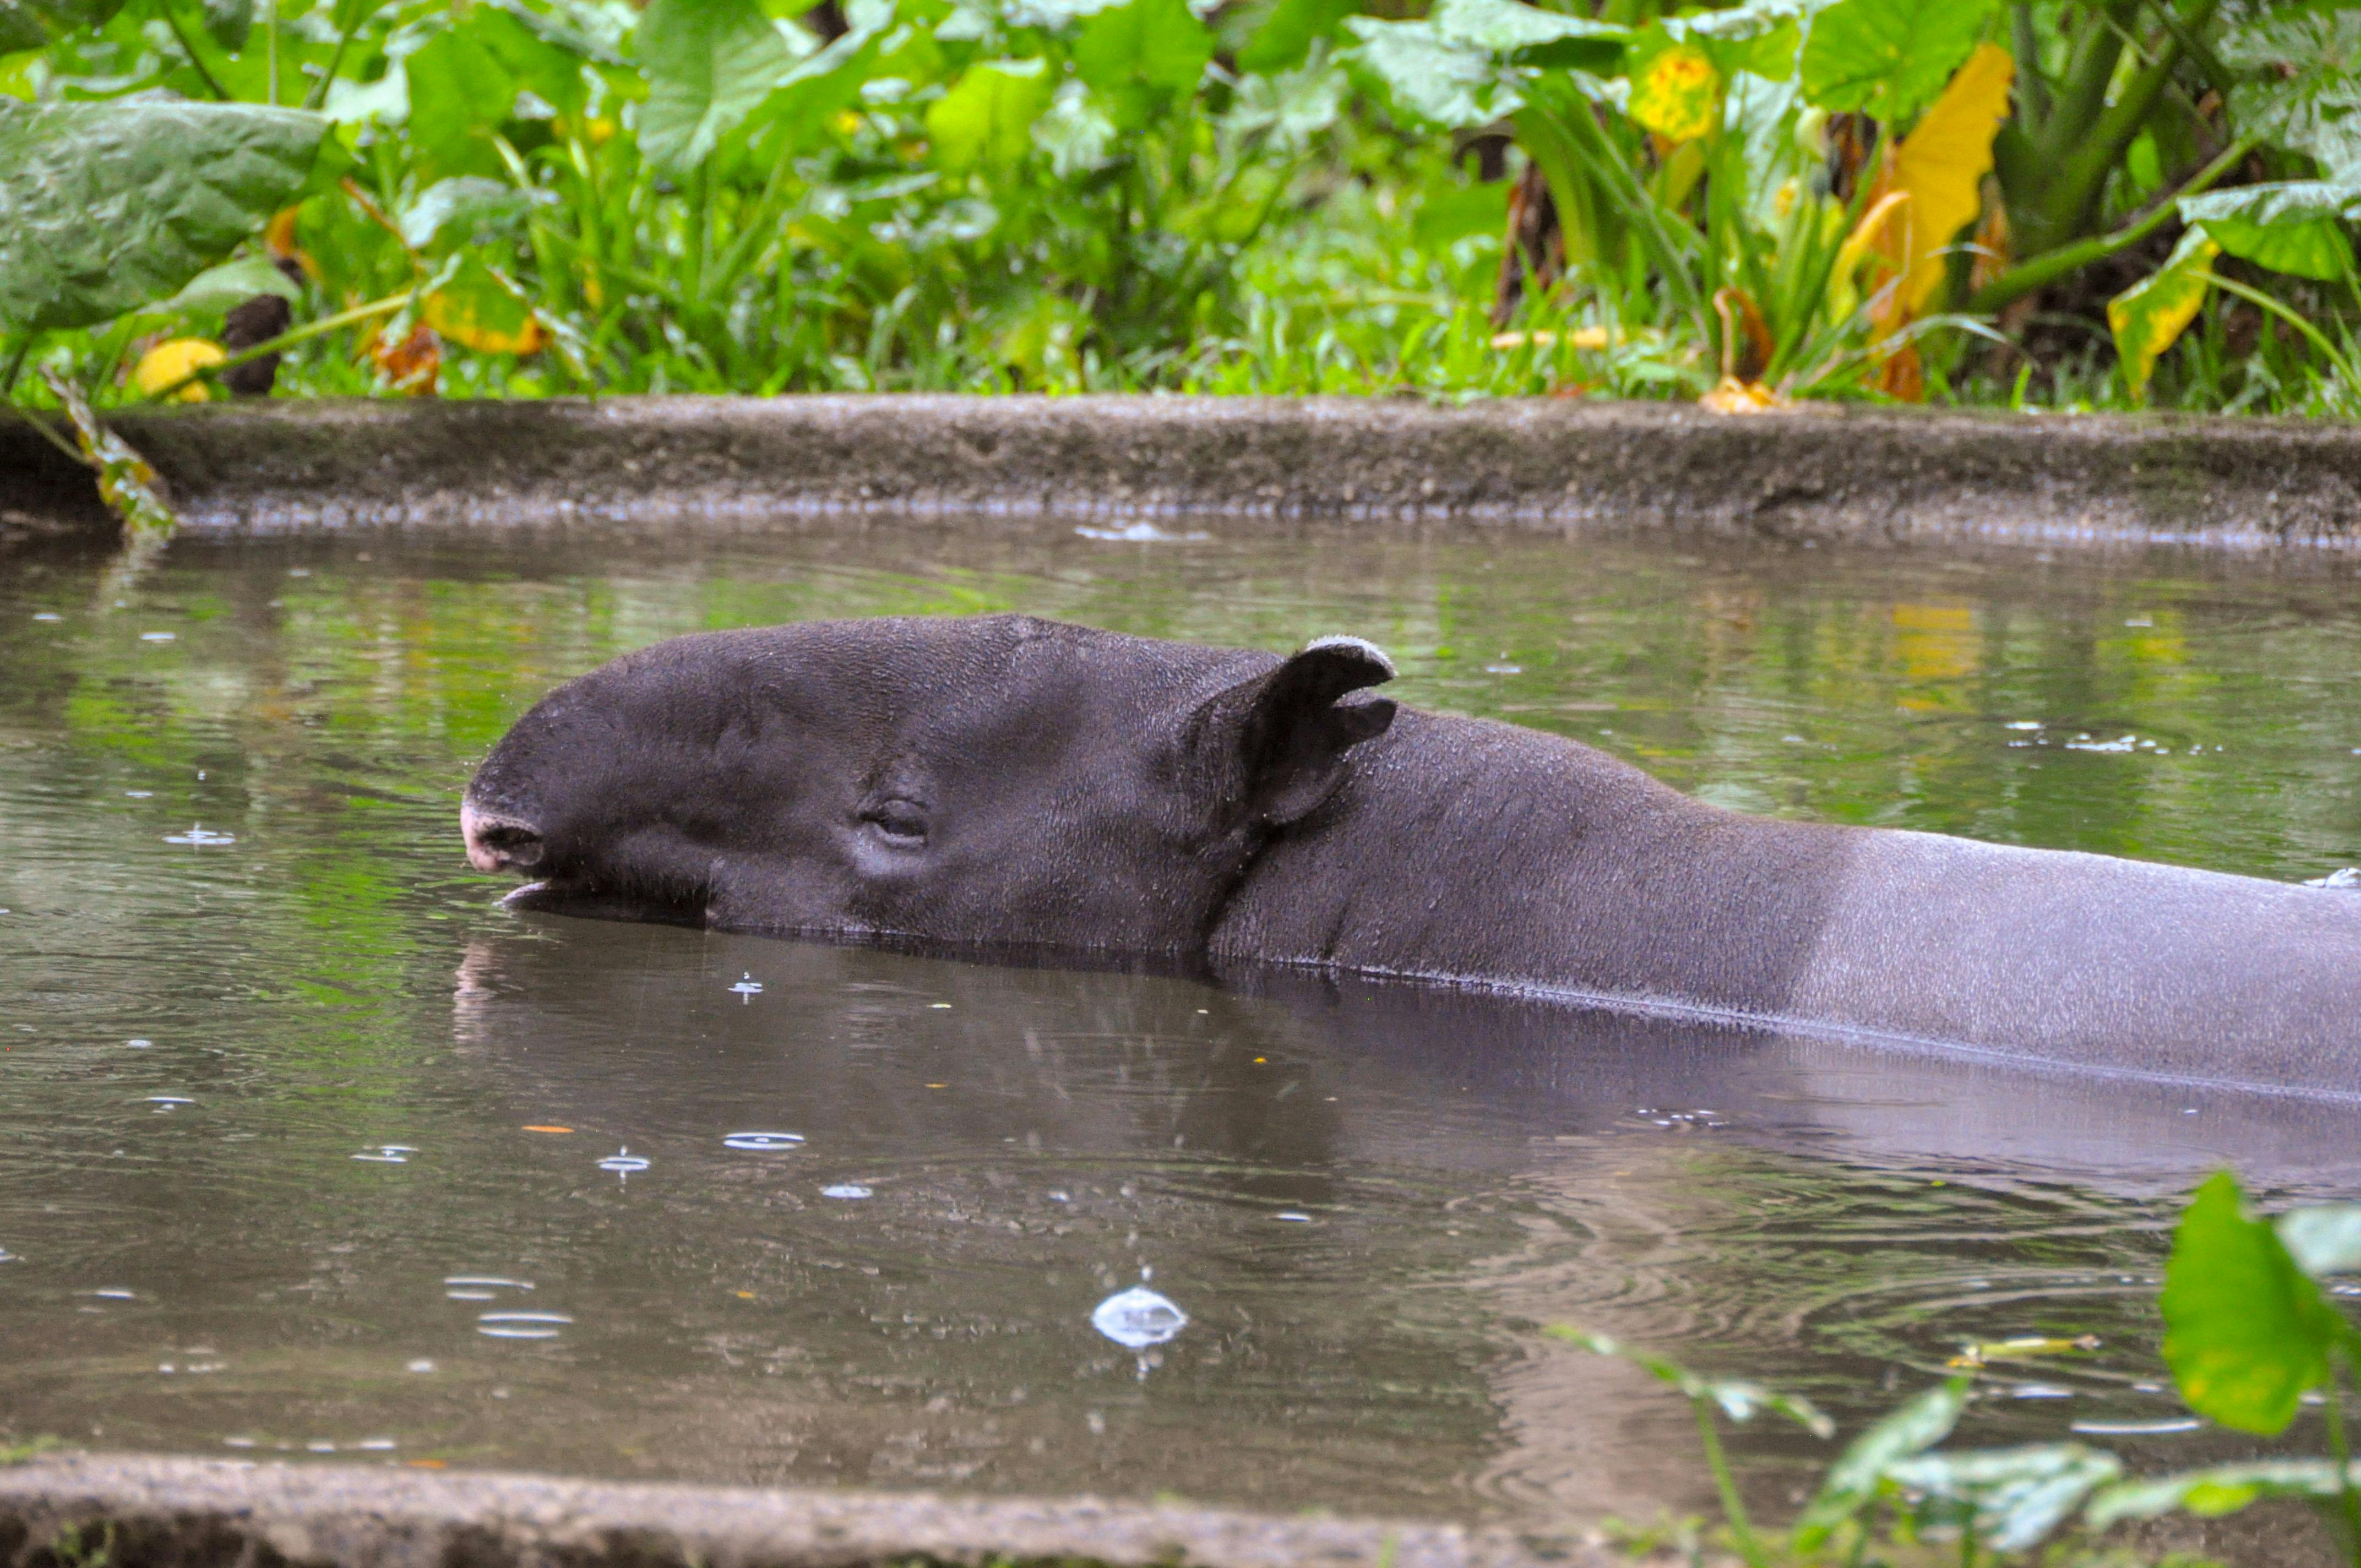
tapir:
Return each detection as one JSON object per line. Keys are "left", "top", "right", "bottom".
{"left": 461, "top": 614, "right": 2361, "bottom": 1098}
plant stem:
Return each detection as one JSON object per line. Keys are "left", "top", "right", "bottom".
{"left": 138, "top": 292, "right": 415, "bottom": 402}
{"left": 1968, "top": 136, "right": 2253, "bottom": 314}
{"left": 306, "top": 9, "right": 366, "bottom": 112}
{"left": 2324, "top": 1362, "right": 2361, "bottom": 1568}
{"left": 2208, "top": 274, "right": 2361, "bottom": 388}
{"left": 265, "top": 0, "right": 280, "bottom": 106}
{"left": 6, "top": 399, "right": 96, "bottom": 468}
{"left": 1691, "top": 1395, "right": 1765, "bottom": 1568}
{"left": 159, "top": 4, "right": 232, "bottom": 101}
{"left": 1, "top": 338, "right": 29, "bottom": 400}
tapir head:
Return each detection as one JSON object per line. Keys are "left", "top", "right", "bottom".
{"left": 461, "top": 614, "right": 1396, "bottom": 954}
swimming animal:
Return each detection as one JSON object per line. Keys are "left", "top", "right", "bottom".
{"left": 463, "top": 614, "right": 2361, "bottom": 1097}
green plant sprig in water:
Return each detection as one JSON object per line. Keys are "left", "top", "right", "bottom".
{"left": 1554, "top": 1169, "right": 2361, "bottom": 1567}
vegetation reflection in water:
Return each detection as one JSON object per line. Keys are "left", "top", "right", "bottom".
{"left": 2, "top": 521, "right": 2360, "bottom": 1543}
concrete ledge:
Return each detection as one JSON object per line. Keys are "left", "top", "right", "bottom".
{"left": 0, "top": 1456, "right": 1608, "bottom": 1568}
{"left": 5, "top": 395, "right": 2361, "bottom": 549}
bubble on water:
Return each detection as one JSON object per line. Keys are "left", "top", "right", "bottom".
{"left": 407, "top": 1359, "right": 437, "bottom": 1373}
{"left": 1090, "top": 1285, "right": 1187, "bottom": 1349}
{"left": 162, "top": 825, "right": 235, "bottom": 846}
{"left": 353, "top": 1438, "right": 397, "bottom": 1451}
{"left": 126, "top": 1038, "right": 151, "bottom": 1048}
{"left": 32, "top": 612, "right": 62, "bottom": 623}
{"left": 1274, "top": 1211, "right": 1313, "bottom": 1223}
{"left": 125, "top": 790, "right": 153, "bottom": 798}
{"left": 2009, "top": 1383, "right": 2075, "bottom": 1400}
{"left": 728, "top": 973, "right": 763, "bottom": 1002}
{"left": 2005, "top": 721, "right": 2042, "bottom": 731}
{"left": 597, "top": 1147, "right": 650, "bottom": 1176}
{"left": 1484, "top": 663, "right": 1522, "bottom": 674}
{"left": 147, "top": 1095, "right": 194, "bottom": 1110}
{"left": 2072, "top": 1417, "right": 2202, "bottom": 1436}
{"left": 1047, "top": 1191, "right": 1070, "bottom": 1204}
{"left": 306, "top": 1440, "right": 336, "bottom": 1452}
{"left": 140, "top": 631, "right": 176, "bottom": 643}
{"left": 723, "top": 1132, "right": 805, "bottom": 1151}
{"left": 478, "top": 1310, "right": 572, "bottom": 1340}
{"left": 444, "top": 1275, "right": 531, "bottom": 1290}
{"left": 353, "top": 1144, "right": 416, "bottom": 1163}
{"left": 0, "top": 1248, "right": 17, "bottom": 1264}
{"left": 822, "top": 1183, "right": 873, "bottom": 1200}
{"left": 91, "top": 1288, "right": 136, "bottom": 1300}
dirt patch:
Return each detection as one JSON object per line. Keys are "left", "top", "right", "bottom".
{"left": 6, "top": 397, "right": 2360, "bottom": 548}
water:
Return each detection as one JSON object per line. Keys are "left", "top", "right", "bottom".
{"left": 4, "top": 519, "right": 2361, "bottom": 1524}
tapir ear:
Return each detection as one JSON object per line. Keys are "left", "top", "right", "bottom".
{"left": 1193, "top": 635, "right": 1398, "bottom": 826}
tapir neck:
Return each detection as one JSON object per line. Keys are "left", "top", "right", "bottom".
{"left": 1206, "top": 709, "right": 1847, "bottom": 1019}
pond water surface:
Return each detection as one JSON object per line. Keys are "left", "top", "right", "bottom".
{"left": 4, "top": 518, "right": 2360, "bottom": 1527}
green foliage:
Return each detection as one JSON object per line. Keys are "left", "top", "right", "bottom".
{"left": 637, "top": 0, "right": 796, "bottom": 174}
{"left": 2161, "top": 1170, "right": 2352, "bottom": 1435}
{"left": 0, "top": 96, "right": 322, "bottom": 333}
{"left": 1797, "top": 0, "right": 1990, "bottom": 119}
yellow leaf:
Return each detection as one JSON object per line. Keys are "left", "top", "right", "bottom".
{"left": 133, "top": 339, "right": 225, "bottom": 402}
{"left": 1873, "top": 41, "right": 2015, "bottom": 323}
{"left": 2109, "top": 231, "right": 2219, "bottom": 400}
{"left": 1699, "top": 375, "right": 1788, "bottom": 413}
{"left": 1629, "top": 44, "right": 1721, "bottom": 144}
{"left": 422, "top": 257, "right": 547, "bottom": 356}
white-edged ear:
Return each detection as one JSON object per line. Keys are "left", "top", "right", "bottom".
{"left": 1192, "top": 636, "right": 1397, "bottom": 826}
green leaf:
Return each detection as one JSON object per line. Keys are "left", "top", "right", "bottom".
{"left": 2221, "top": 11, "right": 2361, "bottom": 183}
{"left": 202, "top": 0, "right": 252, "bottom": 51}
{"left": 1341, "top": 17, "right": 1500, "bottom": 128}
{"left": 1798, "top": 0, "right": 1994, "bottom": 118}
{"left": 2160, "top": 1169, "right": 2342, "bottom": 1435}
{"left": 0, "top": 0, "right": 123, "bottom": 51}
{"left": 1791, "top": 1378, "right": 1970, "bottom": 1547}
{"left": 2107, "top": 228, "right": 2217, "bottom": 402}
{"left": 43, "top": 366, "right": 178, "bottom": 538}
{"left": 2280, "top": 1202, "right": 2361, "bottom": 1278}
{"left": 1236, "top": 0, "right": 1354, "bottom": 75}
{"left": 637, "top": 0, "right": 795, "bottom": 173}
{"left": 2088, "top": 1459, "right": 2361, "bottom": 1530}
{"left": 0, "top": 97, "right": 323, "bottom": 335}
{"left": 1074, "top": 0, "right": 1213, "bottom": 104}
{"left": 165, "top": 255, "right": 301, "bottom": 314}
{"left": 398, "top": 175, "right": 536, "bottom": 252}
{"left": 2180, "top": 181, "right": 2360, "bottom": 282}
{"left": 1883, "top": 1445, "right": 2123, "bottom": 1554}
{"left": 925, "top": 57, "right": 1052, "bottom": 172}
{"left": 402, "top": 21, "right": 518, "bottom": 177}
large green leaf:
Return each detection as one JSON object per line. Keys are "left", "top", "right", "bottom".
{"left": 1074, "top": 0, "right": 1214, "bottom": 102}
{"left": 1791, "top": 1378, "right": 1970, "bottom": 1547}
{"left": 0, "top": 97, "right": 323, "bottom": 335}
{"left": 2180, "top": 181, "right": 2360, "bottom": 282}
{"left": 1343, "top": 0, "right": 1623, "bottom": 129}
{"left": 638, "top": 0, "right": 796, "bottom": 173}
{"left": 1798, "top": 0, "right": 1994, "bottom": 118}
{"left": 2221, "top": 11, "right": 2361, "bottom": 183}
{"left": 403, "top": 21, "right": 519, "bottom": 178}
{"left": 2160, "top": 1170, "right": 2351, "bottom": 1435}
{"left": 926, "top": 57, "right": 1053, "bottom": 172}
{"left": 202, "top": 0, "right": 252, "bottom": 51}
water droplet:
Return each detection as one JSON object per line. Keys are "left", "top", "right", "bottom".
{"left": 723, "top": 1132, "right": 806, "bottom": 1152}
{"left": 222, "top": 1436, "right": 257, "bottom": 1449}
{"left": 2072, "top": 1417, "right": 2201, "bottom": 1436}
{"left": 353, "top": 1438, "right": 397, "bottom": 1451}
{"left": 147, "top": 1095, "right": 194, "bottom": 1110}
{"left": 1274, "top": 1211, "right": 1313, "bottom": 1223}
{"left": 352, "top": 1144, "right": 414, "bottom": 1163}
{"left": 597, "top": 1147, "right": 649, "bottom": 1175}
{"left": 140, "top": 631, "right": 176, "bottom": 643}
{"left": 162, "top": 826, "right": 235, "bottom": 846}
{"left": 822, "top": 1183, "right": 872, "bottom": 1200}
{"left": 406, "top": 1359, "right": 437, "bottom": 1373}
{"left": 1090, "top": 1286, "right": 1187, "bottom": 1349}
{"left": 728, "top": 973, "right": 763, "bottom": 1001}
{"left": 31, "top": 612, "right": 61, "bottom": 623}
{"left": 1483, "top": 663, "right": 1522, "bottom": 674}
{"left": 91, "top": 1288, "right": 136, "bottom": 1300}
{"left": 126, "top": 1038, "right": 151, "bottom": 1048}
{"left": 306, "top": 1440, "right": 336, "bottom": 1452}
{"left": 443, "top": 1275, "right": 531, "bottom": 1290}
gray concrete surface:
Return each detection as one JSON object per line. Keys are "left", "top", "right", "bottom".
{"left": 7, "top": 396, "right": 2361, "bottom": 548}
{"left": 0, "top": 1454, "right": 1617, "bottom": 1568}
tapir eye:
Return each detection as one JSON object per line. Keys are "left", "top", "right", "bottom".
{"left": 861, "top": 798, "right": 928, "bottom": 845}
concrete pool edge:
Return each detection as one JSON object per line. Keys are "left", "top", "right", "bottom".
{"left": 0, "top": 1455, "right": 1619, "bottom": 1568}
{"left": 6, "top": 396, "right": 2361, "bottom": 549}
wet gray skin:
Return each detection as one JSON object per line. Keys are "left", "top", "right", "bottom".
{"left": 462, "top": 615, "right": 2361, "bottom": 1097}
{"left": 4, "top": 517, "right": 2360, "bottom": 1537}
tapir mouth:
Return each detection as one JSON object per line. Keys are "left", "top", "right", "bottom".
{"left": 461, "top": 801, "right": 546, "bottom": 875}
